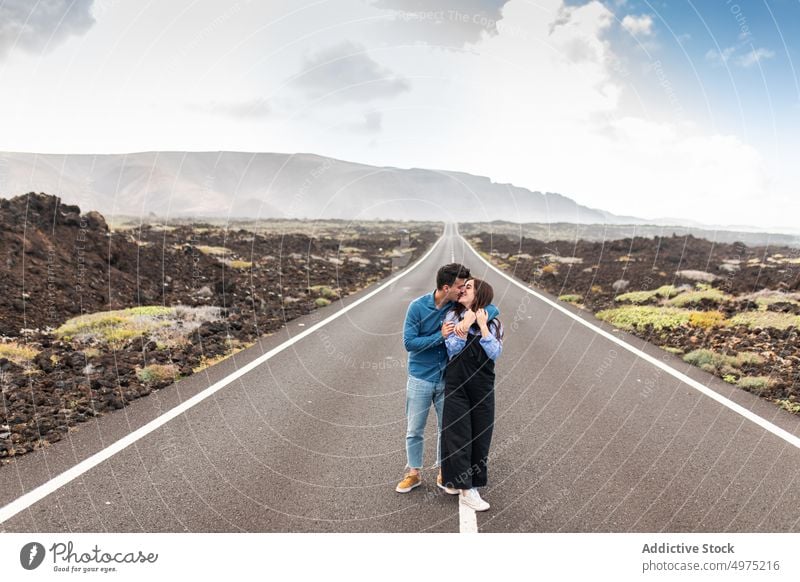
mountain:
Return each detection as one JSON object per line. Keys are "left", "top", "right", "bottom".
{"left": 0, "top": 151, "right": 794, "bottom": 239}
{"left": 0, "top": 150, "right": 635, "bottom": 223}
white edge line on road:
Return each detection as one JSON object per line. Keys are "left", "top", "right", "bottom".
{"left": 0, "top": 225, "right": 449, "bottom": 525}
{"left": 459, "top": 501, "right": 478, "bottom": 533}
{"left": 458, "top": 225, "right": 800, "bottom": 451}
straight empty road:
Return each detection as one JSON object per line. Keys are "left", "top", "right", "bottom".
{"left": 2, "top": 223, "right": 799, "bottom": 532}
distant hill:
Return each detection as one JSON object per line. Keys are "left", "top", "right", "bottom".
{"left": 1, "top": 151, "right": 796, "bottom": 244}
{"left": 0, "top": 150, "right": 694, "bottom": 225}
{"left": 459, "top": 221, "right": 800, "bottom": 249}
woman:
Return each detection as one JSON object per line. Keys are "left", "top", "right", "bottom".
{"left": 440, "top": 278, "right": 504, "bottom": 511}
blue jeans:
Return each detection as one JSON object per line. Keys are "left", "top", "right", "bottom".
{"left": 405, "top": 374, "right": 445, "bottom": 469}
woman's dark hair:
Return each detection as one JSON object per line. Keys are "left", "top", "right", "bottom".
{"left": 436, "top": 263, "right": 471, "bottom": 290}
{"left": 453, "top": 277, "right": 492, "bottom": 312}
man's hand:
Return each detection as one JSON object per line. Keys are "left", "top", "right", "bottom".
{"left": 476, "top": 308, "right": 488, "bottom": 328}
{"left": 441, "top": 321, "right": 455, "bottom": 338}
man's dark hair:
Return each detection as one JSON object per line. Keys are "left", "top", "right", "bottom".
{"left": 436, "top": 263, "right": 471, "bottom": 290}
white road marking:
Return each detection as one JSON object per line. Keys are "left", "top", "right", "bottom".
{"left": 0, "top": 228, "right": 447, "bottom": 526}
{"left": 458, "top": 225, "right": 800, "bottom": 451}
{"left": 459, "top": 500, "right": 478, "bottom": 533}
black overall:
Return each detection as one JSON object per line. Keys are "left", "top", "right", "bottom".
{"left": 440, "top": 324, "right": 496, "bottom": 489}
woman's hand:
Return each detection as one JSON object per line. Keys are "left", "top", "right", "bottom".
{"left": 476, "top": 308, "right": 488, "bottom": 328}
{"left": 462, "top": 309, "right": 477, "bottom": 327}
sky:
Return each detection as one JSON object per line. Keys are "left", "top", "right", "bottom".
{"left": 0, "top": 0, "right": 798, "bottom": 230}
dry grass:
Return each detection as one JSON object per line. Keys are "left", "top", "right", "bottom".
{"left": 56, "top": 305, "right": 223, "bottom": 346}
{"left": 223, "top": 259, "right": 253, "bottom": 269}
{"left": 192, "top": 339, "right": 253, "bottom": 373}
{"left": 195, "top": 245, "right": 230, "bottom": 256}
{"left": 309, "top": 285, "right": 339, "bottom": 299}
{"left": 0, "top": 342, "right": 39, "bottom": 365}
{"left": 675, "top": 270, "right": 718, "bottom": 282}
{"left": 688, "top": 311, "right": 727, "bottom": 329}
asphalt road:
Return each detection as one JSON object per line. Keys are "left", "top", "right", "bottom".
{"left": 2, "top": 223, "right": 799, "bottom": 532}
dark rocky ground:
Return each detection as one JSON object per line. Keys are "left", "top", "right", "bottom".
{"left": 0, "top": 193, "right": 439, "bottom": 463}
{"left": 468, "top": 230, "right": 800, "bottom": 414}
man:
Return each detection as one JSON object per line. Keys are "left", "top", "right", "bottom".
{"left": 396, "top": 263, "right": 499, "bottom": 493}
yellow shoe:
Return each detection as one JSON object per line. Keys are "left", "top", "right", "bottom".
{"left": 395, "top": 471, "right": 422, "bottom": 493}
{"left": 437, "top": 471, "right": 459, "bottom": 495}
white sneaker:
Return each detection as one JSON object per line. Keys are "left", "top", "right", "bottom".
{"left": 437, "top": 472, "right": 459, "bottom": 495}
{"left": 459, "top": 488, "right": 490, "bottom": 511}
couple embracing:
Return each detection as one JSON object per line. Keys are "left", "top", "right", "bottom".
{"left": 396, "top": 263, "right": 504, "bottom": 512}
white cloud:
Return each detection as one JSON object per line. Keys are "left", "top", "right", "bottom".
{"left": 735, "top": 47, "right": 775, "bottom": 68}
{"left": 375, "top": 0, "right": 774, "bottom": 226}
{"left": 190, "top": 99, "right": 272, "bottom": 120}
{"left": 705, "top": 46, "right": 735, "bottom": 66}
{"left": 620, "top": 14, "right": 653, "bottom": 36}
{"left": 705, "top": 46, "right": 775, "bottom": 68}
{"left": 293, "top": 40, "right": 410, "bottom": 103}
{"left": 345, "top": 110, "right": 383, "bottom": 134}
{"left": 0, "top": 0, "right": 95, "bottom": 60}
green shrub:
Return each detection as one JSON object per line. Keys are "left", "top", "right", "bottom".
{"left": 683, "top": 349, "right": 721, "bottom": 369}
{"left": 775, "top": 399, "right": 800, "bottom": 414}
{"left": 123, "top": 306, "right": 175, "bottom": 317}
{"left": 734, "top": 352, "right": 765, "bottom": 366}
{"left": 683, "top": 349, "right": 764, "bottom": 374}
{"left": 614, "top": 290, "right": 656, "bottom": 304}
{"left": 309, "top": 285, "right": 339, "bottom": 299}
{"left": 727, "top": 311, "right": 800, "bottom": 330}
{"left": 743, "top": 290, "right": 800, "bottom": 309}
{"left": 688, "top": 311, "right": 727, "bottom": 329}
{"left": 615, "top": 285, "right": 683, "bottom": 304}
{"left": 314, "top": 298, "right": 331, "bottom": 308}
{"left": 136, "top": 364, "right": 179, "bottom": 385}
{"left": 596, "top": 306, "right": 691, "bottom": 332}
{"left": 667, "top": 288, "right": 731, "bottom": 307}
{"left": 661, "top": 346, "right": 684, "bottom": 355}
{"left": 558, "top": 294, "right": 582, "bottom": 303}
{"left": 737, "top": 376, "right": 773, "bottom": 391}
{"left": 654, "top": 285, "right": 683, "bottom": 298}
{"left": 82, "top": 347, "right": 100, "bottom": 359}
